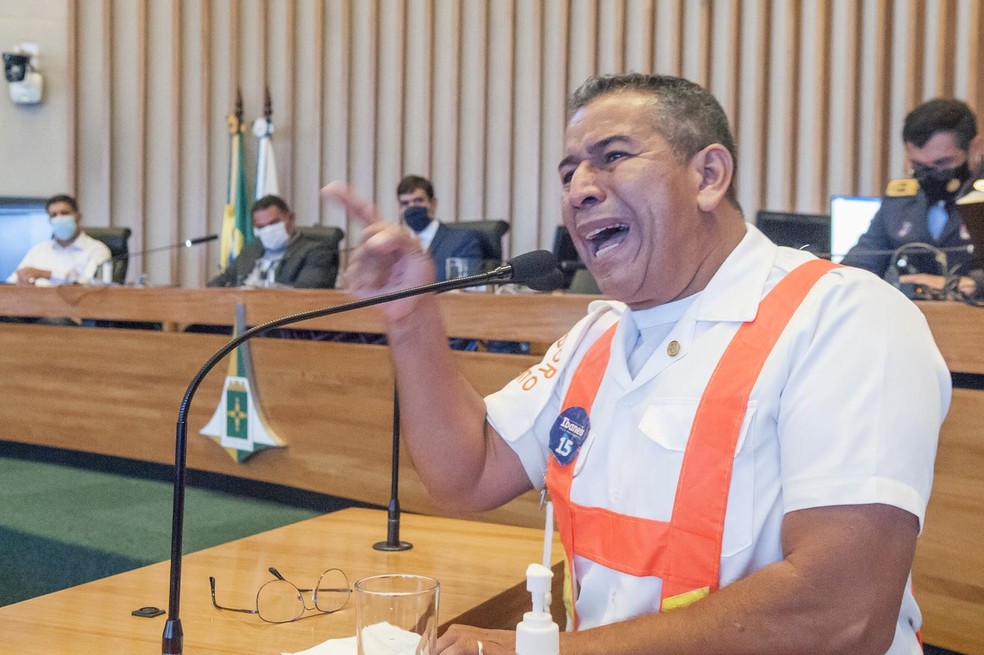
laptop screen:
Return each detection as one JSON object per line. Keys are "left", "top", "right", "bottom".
{"left": 829, "top": 196, "right": 881, "bottom": 263}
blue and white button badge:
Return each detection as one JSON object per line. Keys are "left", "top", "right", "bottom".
{"left": 550, "top": 407, "right": 590, "bottom": 465}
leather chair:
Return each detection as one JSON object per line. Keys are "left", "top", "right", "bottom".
{"left": 551, "top": 225, "right": 601, "bottom": 294}
{"left": 552, "top": 225, "right": 581, "bottom": 289}
{"left": 296, "top": 225, "right": 345, "bottom": 252}
{"left": 86, "top": 227, "right": 132, "bottom": 284}
{"left": 452, "top": 219, "right": 510, "bottom": 272}
{"left": 568, "top": 268, "right": 601, "bottom": 294}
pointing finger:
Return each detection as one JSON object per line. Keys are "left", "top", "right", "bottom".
{"left": 321, "top": 180, "right": 387, "bottom": 226}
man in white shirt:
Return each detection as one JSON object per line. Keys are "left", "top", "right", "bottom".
{"left": 7, "top": 194, "right": 111, "bottom": 286}
{"left": 327, "top": 74, "right": 948, "bottom": 654}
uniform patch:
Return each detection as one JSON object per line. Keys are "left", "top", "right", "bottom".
{"left": 550, "top": 406, "right": 590, "bottom": 465}
{"left": 885, "top": 178, "right": 918, "bottom": 197}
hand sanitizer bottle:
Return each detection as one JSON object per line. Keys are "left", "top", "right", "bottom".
{"left": 515, "top": 563, "right": 559, "bottom": 655}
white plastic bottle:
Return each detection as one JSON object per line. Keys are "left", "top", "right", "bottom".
{"left": 515, "top": 563, "right": 560, "bottom": 655}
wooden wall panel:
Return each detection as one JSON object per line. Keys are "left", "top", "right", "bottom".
{"left": 55, "top": 0, "right": 983, "bottom": 282}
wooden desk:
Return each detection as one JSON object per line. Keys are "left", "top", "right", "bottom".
{"left": 0, "top": 508, "right": 563, "bottom": 654}
{"left": 1, "top": 288, "right": 982, "bottom": 652}
{"left": 0, "top": 287, "right": 592, "bottom": 528}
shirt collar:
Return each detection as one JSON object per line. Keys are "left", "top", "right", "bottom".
{"left": 416, "top": 219, "right": 440, "bottom": 251}
{"left": 689, "top": 222, "right": 779, "bottom": 323}
{"left": 52, "top": 232, "right": 87, "bottom": 252}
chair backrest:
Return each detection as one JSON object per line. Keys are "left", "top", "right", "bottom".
{"left": 754, "top": 210, "right": 830, "bottom": 257}
{"left": 296, "top": 225, "right": 345, "bottom": 251}
{"left": 453, "top": 219, "right": 510, "bottom": 270}
{"left": 86, "top": 227, "right": 132, "bottom": 284}
{"left": 552, "top": 225, "right": 584, "bottom": 289}
{"left": 568, "top": 268, "right": 602, "bottom": 295}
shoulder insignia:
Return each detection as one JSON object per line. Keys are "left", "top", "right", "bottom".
{"left": 885, "top": 178, "right": 919, "bottom": 197}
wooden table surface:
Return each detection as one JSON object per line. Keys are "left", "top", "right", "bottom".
{"left": 0, "top": 508, "right": 564, "bottom": 654}
{"left": 1, "top": 289, "right": 982, "bottom": 653}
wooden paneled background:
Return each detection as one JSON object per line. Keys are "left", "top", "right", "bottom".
{"left": 14, "top": 0, "right": 984, "bottom": 285}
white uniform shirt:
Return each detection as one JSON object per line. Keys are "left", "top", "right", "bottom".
{"left": 486, "top": 224, "right": 949, "bottom": 653}
{"left": 6, "top": 232, "right": 112, "bottom": 285}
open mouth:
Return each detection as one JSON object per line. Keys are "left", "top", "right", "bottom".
{"left": 585, "top": 223, "right": 629, "bottom": 258}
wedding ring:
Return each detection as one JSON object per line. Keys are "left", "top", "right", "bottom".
{"left": 476, "top": 639, "right": 484, "bottom": 655}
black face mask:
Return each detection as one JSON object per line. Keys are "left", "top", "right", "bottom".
{"left": 913, "top": 160, "right": 972, "bottom": 204}
{"left": 403, "top": 205, "right": 431, "bottom": 232}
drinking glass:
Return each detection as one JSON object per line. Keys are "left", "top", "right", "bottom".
{"left": 355, "top": 574, "right": 439, "bottom": 655}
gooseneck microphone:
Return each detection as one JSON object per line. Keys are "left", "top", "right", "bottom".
{"left": 162, "top": 250, "right": 563, "bottom": 654}
{"left": 106, "top": 234, "right": 219, "bottom": 263}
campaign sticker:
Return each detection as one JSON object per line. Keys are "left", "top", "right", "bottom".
{"left": 549, "top": 407, "right": 590, "bottom": 465}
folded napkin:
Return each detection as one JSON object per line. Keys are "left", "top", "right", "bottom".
{"left": 283, "top": 622, "right": 422, "bottom": 655}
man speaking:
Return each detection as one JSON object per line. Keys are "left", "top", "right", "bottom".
{"left": 326, "top": 74, "right": 947, "bottom": 654}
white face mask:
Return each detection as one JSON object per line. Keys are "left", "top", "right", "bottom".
{"left": 255, "top": 220, "right": 290, "bottom": 251}
{"left": 50, "top": 214, "right": 78, "bottom": 241}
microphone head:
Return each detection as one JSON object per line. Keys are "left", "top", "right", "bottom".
{"left": 185, "top": 234, "right": 220, "bottom": 246}
{"left": 504, "top": 250, "right": 564, "bottom": 290}
{"left": 525, "top": 268, "right": 567, "bottom": 292}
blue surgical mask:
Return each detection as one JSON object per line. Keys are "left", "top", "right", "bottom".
{"left": 255, "top": 220, "right": 291, "bottom": 252}
{"left": 50, "top": 215, "right": 78, "bottom": 241}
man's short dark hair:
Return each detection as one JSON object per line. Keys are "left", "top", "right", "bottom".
{"left": 903, "top": 98, "right": 977, "bottom": 150}
{"left": 568, "top": 73, "right": 740, "bottom": 207}
{"left": 46, "top": 194, "right": 78, "bottom": 213}
{"left": 396, "top": 175, "right": 434, "bottom": 200}
{"left": 251, "top": 194, "right": 291, "bottom": 215}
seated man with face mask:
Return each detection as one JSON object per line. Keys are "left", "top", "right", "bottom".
{"left": 396, "top": 175, "right": 483, "bottom": 281}
{"left": 841, "top": 98, "right": 984, "bottom": 299}
{"left": 208, "top": 195, "right": 339, "bottom": 289}
{"left": 6, "top": 193, "right": 111, "bottom": 286}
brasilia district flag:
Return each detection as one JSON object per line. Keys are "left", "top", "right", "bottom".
{"left": 200, "top": 304, "right": 284, "bottom": 462}
{"left": 253, "top": 114, "right": 279, "bottom": 200}
{"left": 219, "top": 110, "right": 254, "bottom": 272}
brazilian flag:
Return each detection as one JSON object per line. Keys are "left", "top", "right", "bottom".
{"left": 219, "top": 111, "right": 254, "bottom": 271}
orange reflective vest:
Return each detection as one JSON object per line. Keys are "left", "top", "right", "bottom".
{"left": 546, "top": 259, "right": 837, "bottom": 628}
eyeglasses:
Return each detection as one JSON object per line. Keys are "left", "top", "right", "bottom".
{"left": 209, "top": 567, "right": 351, "bottom": 623}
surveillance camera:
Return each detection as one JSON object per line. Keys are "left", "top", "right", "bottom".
{"left": 3, "top": 52, "right": 31, "bottom": 83}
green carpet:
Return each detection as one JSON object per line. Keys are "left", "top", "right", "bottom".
{"left": 0, "top": 451, "right": 352, "bottom": 607}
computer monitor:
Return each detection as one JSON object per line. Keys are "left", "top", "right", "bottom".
{"left": 829, "top": 195, "right": 881, "bottom": 263}
{"left": 754, "top": 211, "right": 831, "bottom": 257}
{"left": 956, "top": 187, "right": 984, "bottom": 269}
{"left": 0, "top": 197, "right": 51, "bottom": 281}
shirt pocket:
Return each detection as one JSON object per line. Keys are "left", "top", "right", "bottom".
{"left": 638, "top": 399, "right": 757, "bottom": 557}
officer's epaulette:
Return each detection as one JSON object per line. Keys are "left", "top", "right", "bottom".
{"left": 885, "top": 178, "right": 919, "bottom": 197}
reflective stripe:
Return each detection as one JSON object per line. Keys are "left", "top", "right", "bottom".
{"left": 547, "top": 259, "right": 837, "bottom": 626}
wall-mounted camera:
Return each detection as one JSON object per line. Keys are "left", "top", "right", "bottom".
{"left": 3, "top": 43, "right": 43, "bottom": 105}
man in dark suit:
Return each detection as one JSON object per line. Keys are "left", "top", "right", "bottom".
{"left": 841, "top": 99, "right": 983, "bottom": 298}
{"left": 208, "top": 195, "right": 339, "bottom": 288}
{"left": 396, "top": 175, "right": 483, "bottom": 282}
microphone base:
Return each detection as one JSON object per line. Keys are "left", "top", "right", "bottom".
{"left": 373, "top": 540, "right": 413, "bottom": 552}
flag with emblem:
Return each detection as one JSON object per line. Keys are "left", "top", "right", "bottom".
{"left": 219, "top": 89, "right": 254, "bottom": 271}
{"left": 253, "top": 86, "right": 279, "bottom": 199}
{"left": 200, "top": 304, "right": 285, "bottom": 462}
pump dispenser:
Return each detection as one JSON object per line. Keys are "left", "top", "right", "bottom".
{"left": 515, "top": 563, "right": 560, "bottom": 655}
